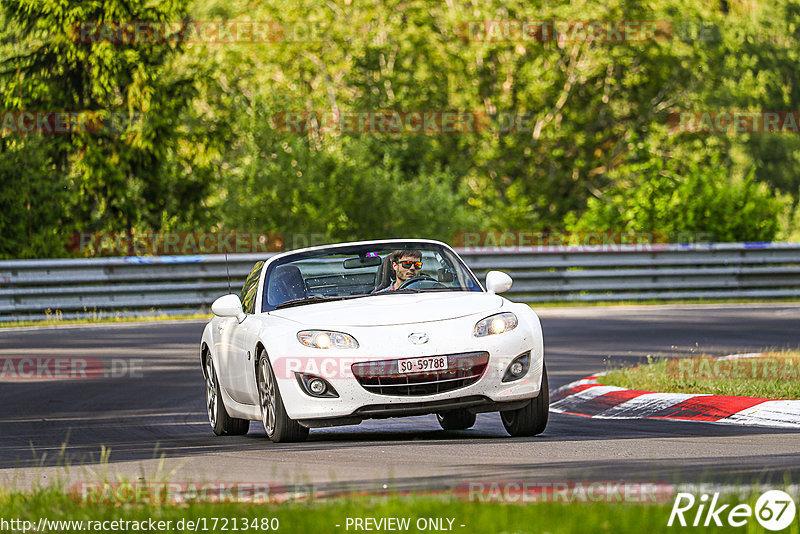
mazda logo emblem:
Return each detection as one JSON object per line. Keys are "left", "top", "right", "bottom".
{"left": 408, "top": 332, "right": 429, "bottom": 344}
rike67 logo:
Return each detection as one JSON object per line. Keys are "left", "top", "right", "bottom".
{"left": 668, "top": 490, "right": 797, "bottom": 531}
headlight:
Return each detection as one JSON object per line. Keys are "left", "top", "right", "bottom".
{"left": 473, "top": 312, "right": 518, "bottom": 337}
{"left": 297, "top": 330, "right": 359, "bottom": 349}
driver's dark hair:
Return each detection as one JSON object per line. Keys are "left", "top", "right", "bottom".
{"left": 391, "top": 249, "right": 422, "bottom": 263}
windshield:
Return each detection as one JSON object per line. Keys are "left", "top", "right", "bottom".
{"left": 262, "top": 242, "right": 481, "bottom": 310}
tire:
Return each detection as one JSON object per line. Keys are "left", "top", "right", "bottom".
{"left": 500, "top": 362, "right": 549, "bottom": 437}
{"left": 205, "top": 355, "right": 249, "bottom": 436}
{"left": 436, "top": 410, "right": 477, "bottom": 430}
{"left": 257, "top": 351, "right": 309, "bottom": 443}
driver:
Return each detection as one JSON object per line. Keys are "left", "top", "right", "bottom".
{"left": 379, "top": 249, "right": 423, "bottom": 292}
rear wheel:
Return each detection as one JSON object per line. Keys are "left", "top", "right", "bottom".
{"left": 205, "top": 355, "right": 249, "bottom": 436}
{"left": 500, "top": 362, "right": 549, "bottom": 437}
{"left": 257, "top": 351, "right": 309, "bottom": 443}
{"left": 436, "top": 410, "right": 476, "bottom": 430}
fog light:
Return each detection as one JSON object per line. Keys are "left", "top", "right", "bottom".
{"left": 295, "top": 373, "right": 339, "bottom": 398}
{"left": 309, "top": 378, "right": 326, "bottom": 395}
{"left": 502, "top": 351, "right": 531, "bottom": 383}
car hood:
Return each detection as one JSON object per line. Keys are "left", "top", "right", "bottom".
{"left": 268, "top": 292, "right": 504, "bottom": 327}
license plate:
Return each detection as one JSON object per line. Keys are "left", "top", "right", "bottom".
{"left": 397, "top": 355, "right": 448, "bottom": 374}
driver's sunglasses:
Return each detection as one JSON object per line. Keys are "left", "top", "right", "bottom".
{"left": 397, "top": 260, "right": 422, "bottom": 270}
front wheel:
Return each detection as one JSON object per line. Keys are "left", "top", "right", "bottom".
{"left": 500, "top": 362, "right": 549, "bottom": 437}
{"left": 257, "top": 351, "right": 309, "bottom": 443}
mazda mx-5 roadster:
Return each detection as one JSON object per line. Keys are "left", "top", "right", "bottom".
{"left": 200, "top": 239, "right": 547, "bottom": 442}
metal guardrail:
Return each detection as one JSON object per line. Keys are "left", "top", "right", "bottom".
{"left": 2, "top": 243, "right": 800, "bottom": 321}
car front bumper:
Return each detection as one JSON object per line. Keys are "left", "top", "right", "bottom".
{"left": 269, "top": 313, "right": 544, "bottom": 422}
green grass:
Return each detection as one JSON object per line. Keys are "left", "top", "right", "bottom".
{"left": 2, "top": 299, "right": 798, "bottom": 329}
{"left": 0, "top": 486, "right": 794, "bottom": 534}
{"left": 0, "top": 310, "right": 210, "bottom": 328}
{"left": 599, "top": 351, "right": 800, "bottom": 399}
{"left": 529, "top": 297, "right": 800, "bottom": 308}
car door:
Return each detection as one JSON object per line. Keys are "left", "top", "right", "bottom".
{"left": 232, "top": 315, "right": 263, "bottom": 406}
{"left": 225, "top": 261, "right": 264, "bottom": 404}
{"left": 213, "top": 313, "right": 239, "bottom": 393}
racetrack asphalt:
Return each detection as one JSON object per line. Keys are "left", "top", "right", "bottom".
{"left": 1, "top": 303, "right": 799, "bottom": 492}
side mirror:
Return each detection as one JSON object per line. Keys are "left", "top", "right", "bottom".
{"left": 212, "top": 294, "right": 245, "bottom": 321}
{"left": 485, "top": 271, "right": 513, "bottom": 294}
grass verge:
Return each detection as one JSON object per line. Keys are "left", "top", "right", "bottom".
{"left": 0, "top": 487, "right": 791, "bottom": 534}
{"left": 0, "top": 311, "right": 210, "bottom": 329}
{"left": 529, "top": 297, "right": 800, "bottom": 308}
{"left": 3, "top": 299, "right": 799, "bottom": 328}
{"left": 599, "top": 351, "right": 800, "bottom": 399}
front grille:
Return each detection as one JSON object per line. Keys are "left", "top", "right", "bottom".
{"left": 351, "top": 352, "right": 489, "bottom": 396}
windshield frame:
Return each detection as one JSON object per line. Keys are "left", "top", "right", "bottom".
{"left": 260, "top": 241, "right": 482, "bottom": 312}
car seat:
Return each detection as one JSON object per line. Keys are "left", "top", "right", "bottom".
{"left": 372, "top": 255, "right": 395, "bottom": 292}
{"left": 267, "top": 264, "right": 307, "bottom": 305}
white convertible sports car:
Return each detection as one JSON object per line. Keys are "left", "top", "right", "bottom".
{"left": 200, "top": 239, "right": 547, "bottom": 442}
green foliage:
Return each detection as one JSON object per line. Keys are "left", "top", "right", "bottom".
{"left": 2, "top": 0, "right": 800, "bottom": 258}
{"left": 183, "top": 0, "right": 800, "bottom": 244}
{"left": 219, "top": 119, "right": 475, "bottom": 242}
{"left": 0, "top": 0, "right": 216, "bottom": 257}
{"left": 0, "top": 137, "right": 72, "bottom": 258}
{"left": 566, "top": 138, "right": 785, "bottom": 242}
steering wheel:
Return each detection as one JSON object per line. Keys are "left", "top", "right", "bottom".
{"left": 398, "top": 274, "right": 440, "bottom": 289}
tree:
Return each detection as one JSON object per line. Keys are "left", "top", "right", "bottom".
{"left": 0, "top": 0, "right": 215, "bottom": 256}
{"left": 565, "top": 137, "right": 785, "bottom": 242}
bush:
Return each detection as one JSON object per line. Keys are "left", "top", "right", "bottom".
{"left": 566, "top": 142, "right": 784, "bottom": 243}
